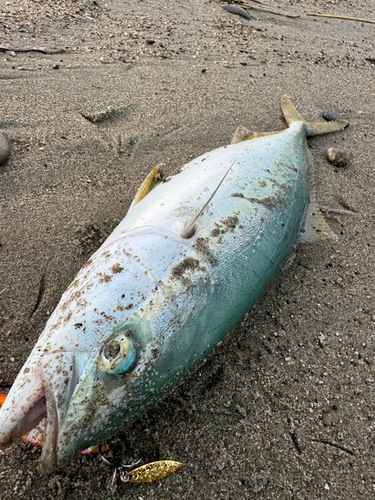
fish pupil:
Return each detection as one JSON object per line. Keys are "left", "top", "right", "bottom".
{"left": 104, "top": 341, "right": 121, "bottom": 360}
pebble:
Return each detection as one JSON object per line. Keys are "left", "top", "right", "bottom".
{"left": 322, "top": 412, "right": 333, "bottom": 426}
{"left": 0, "top": 131, "right": 10, "bottom": 165}
{"left": 327, "top": 147, "right": 352, "bottom": 168}
{"left": 323, "top": 110, "right": 349, "bottom": 128}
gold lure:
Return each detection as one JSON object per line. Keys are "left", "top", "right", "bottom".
{"left": 120, "top": 460, "right": 183, "bottom": 483}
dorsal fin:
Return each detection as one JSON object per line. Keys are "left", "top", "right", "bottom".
{"left": 231, "top": 126, "right": 280, "bottom": 144}
{"left": 181, "top": 162, "right": 234, "bottom": 239}
{"left": 231, "top": 126, "right": 253, "bottom": 144}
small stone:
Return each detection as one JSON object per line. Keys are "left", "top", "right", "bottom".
{"left": 322, "top": 412, "right": 333, "bottom": 426}
{"left": 323, "top": 110, "right": 349, "bottom": 129}
{"left": 327, "top": 147, "right": 352, "bottom": 167}
{"left": 0, "top": 131, "right": 10, "bottom": 165}
{"left": 323, "top": 110, "right": 346, "bottom": 122}
{"left": 52, "top": 63, "right": 60, "bottom": 69}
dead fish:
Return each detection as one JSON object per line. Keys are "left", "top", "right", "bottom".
{"left": 222, "top": 4, "right": 252, "bottom": 20}
{"left": 0, "top": 96, "right": 347, "bottom": 468}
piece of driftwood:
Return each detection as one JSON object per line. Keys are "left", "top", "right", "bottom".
{"left": 0, "top": 46, "right": 70, "bottom": 54}
{"left": 307, "top": 13, "right": 375, "bottom": 25}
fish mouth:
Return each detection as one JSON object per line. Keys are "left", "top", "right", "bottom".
{"left": 0, "top": 351, "right": 85, "bottom": 469}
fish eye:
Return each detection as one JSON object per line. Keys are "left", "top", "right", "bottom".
{"left": 103, "top": 341, "right": 121, "bottom": 360}
{"left": 98, "top": 329, "right": 136, "bottom": 374}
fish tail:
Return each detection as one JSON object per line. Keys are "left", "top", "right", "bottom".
{"left": 281, "top": 94, "right": 348, "bottom": 137}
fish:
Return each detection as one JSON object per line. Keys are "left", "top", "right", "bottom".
{"left": 222, "top": 4, "right": 252, "bottom": 20}
{"left": 0, "top": 96, "right": 347, "bottom": 469}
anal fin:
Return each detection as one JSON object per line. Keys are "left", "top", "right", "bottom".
{"left": 301, "top": 200, "right": 337, "bottom": 242}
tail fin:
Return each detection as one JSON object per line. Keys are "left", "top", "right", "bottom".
{"left": 281, "top": 94, "right": 348, "bottom": 137}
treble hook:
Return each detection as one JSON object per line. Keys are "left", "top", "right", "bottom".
{"left": 100, "top": 454, "right": 111, "bottom": 466}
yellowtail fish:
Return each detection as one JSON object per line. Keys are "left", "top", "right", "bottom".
{"left": 0, "top": 96, "right": 347, "bottom": 468}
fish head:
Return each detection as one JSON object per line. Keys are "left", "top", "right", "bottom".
{"left": 0, "top": 228, "right": 213, "bottom": 468}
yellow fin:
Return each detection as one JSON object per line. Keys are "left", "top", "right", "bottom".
{"left": 301, "top": 200, "right": 337, "bottom": 242}
{"left": 281, "top": 94, "right": 304, "bottom": 126}
{"left": 231, "top": 126, "right": 253, "bottom": 144}
{"left": 245, "top": 131, "right": 280, "bottom": 140}
{"left": 231, "top": 126, "right": 279, "bottom": 144}
{"left": 304, "top": 120, "right": 348, "bottom": 137}
{"left": 128, "top": 164, "right": 163, "bottom": 213}
{"left": 281, "top": 94, "right": 348, "bottom": 136}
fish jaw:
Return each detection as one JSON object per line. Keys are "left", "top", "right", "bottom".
{"left": 0, "top": 350, "right": 88, "bottom": 469}
{"left": 52, "top": 366, "right": 107, "bottom": 466}
{"left": 0, "top": 362, "right": 45, "bottom": 448}
{"left": 51, "top": 360, "right": 146, "bottom": 467}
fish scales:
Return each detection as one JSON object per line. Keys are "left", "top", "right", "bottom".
{"left": 0, "top": 96, "right": 347, "bottom": 467}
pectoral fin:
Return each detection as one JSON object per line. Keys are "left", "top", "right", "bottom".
{"left": 181, "top": 162, "right": 234, "bottom": 239}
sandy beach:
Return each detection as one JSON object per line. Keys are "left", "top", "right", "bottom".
{"left": 1, "top": 0, "right": 375, "bottom": 498}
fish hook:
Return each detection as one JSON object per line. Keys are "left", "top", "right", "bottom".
{"left": 100, "top": 454, "right": 111, "bottom": 466}
{"left": 111, "top": 468, "right": 117, "bottom": 487}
